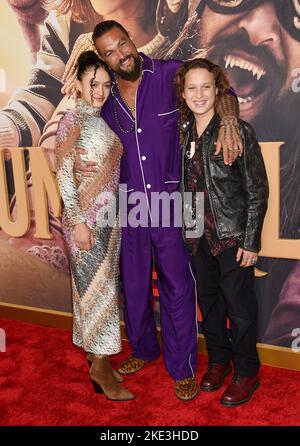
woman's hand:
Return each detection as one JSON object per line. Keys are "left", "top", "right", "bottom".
{"left": 236, "top": 248, "right": 258, "bottom": 268}
{"left": 74, "top": 148, "right": 98, "bottom": 178}
{"left": 74, "top": 222, "right": 95, "bottom": 251}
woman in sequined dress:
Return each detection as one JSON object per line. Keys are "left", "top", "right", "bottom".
{"left": 55, "top": 51, "right": 134, "bottom": 401}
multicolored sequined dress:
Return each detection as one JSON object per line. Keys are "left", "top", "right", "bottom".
{"left": 55, "top": 100, "right": 123, "bottom": 355}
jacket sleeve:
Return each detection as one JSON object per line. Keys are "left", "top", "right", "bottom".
{"left": 55, "top": 111, "right": 86, "bottom": 228}
{"left": 238, "top": 121, "right": 269, "bottom": 252}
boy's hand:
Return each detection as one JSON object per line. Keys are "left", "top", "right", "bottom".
{"left": 236, "top": 248, "right": 258, "bottom": 268}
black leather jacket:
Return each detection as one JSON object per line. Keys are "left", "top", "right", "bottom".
{"left": 181, "top": 114, "right": 269, "bottom": 253}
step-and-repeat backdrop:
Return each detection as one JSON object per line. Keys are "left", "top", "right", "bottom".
{"left": 0, "top": 0, "right": 299, "bottom": 349}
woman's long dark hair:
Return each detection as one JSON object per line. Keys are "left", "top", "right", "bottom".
{"left": 76, "top": 50, "right": 110, "bottom": 102}
{"left": 76, "top": 50, "right": 109, "bottom": 80}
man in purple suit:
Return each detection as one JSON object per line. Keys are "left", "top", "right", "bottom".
{"left": 77, "top": 20, "right": 242, "bottom": 400}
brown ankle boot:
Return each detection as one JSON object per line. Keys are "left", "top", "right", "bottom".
{"left": 90, "top": 356, "right": 135, "bottom": 401}
{"left": 86, "top": 352, "right": 123, "bottom": 383}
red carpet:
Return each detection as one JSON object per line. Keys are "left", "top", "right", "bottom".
{"left": 0, "top": 317, "right": 300, "bottom": 426}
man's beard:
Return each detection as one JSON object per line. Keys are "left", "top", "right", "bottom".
{"left": 115, "top": 54, "right": 142, "bottom": 81}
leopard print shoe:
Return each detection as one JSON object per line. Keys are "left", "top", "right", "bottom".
{"left": 175, "top": 377, "right": 198, "bottom": 401}
{"left": 117, "top": 355, "right": 150, "bottom": 375}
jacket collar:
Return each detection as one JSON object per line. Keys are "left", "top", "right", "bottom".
{"left": 182, "top": 113, "right": 221, "bottom": 136}
{"left": 181, "top": 113, "right": 194, "bottom": 134}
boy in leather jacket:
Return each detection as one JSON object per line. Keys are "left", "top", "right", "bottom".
{"left": 175, "top": 58, "right": 269, "bottom": 406}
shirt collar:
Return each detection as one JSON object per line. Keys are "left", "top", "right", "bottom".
{"left": 140, "top": 52, "right": 154, "bottom": 73}
{"left": 186, "top": 113, "right": 220, "bottom": 140}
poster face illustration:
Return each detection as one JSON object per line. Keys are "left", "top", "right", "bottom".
{"left": 0, "top": 0, "right": 299, "bottom": 348}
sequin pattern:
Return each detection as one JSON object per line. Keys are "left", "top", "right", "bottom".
{"left": 55, "top": 100, "right": 123, "bottom": 355}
